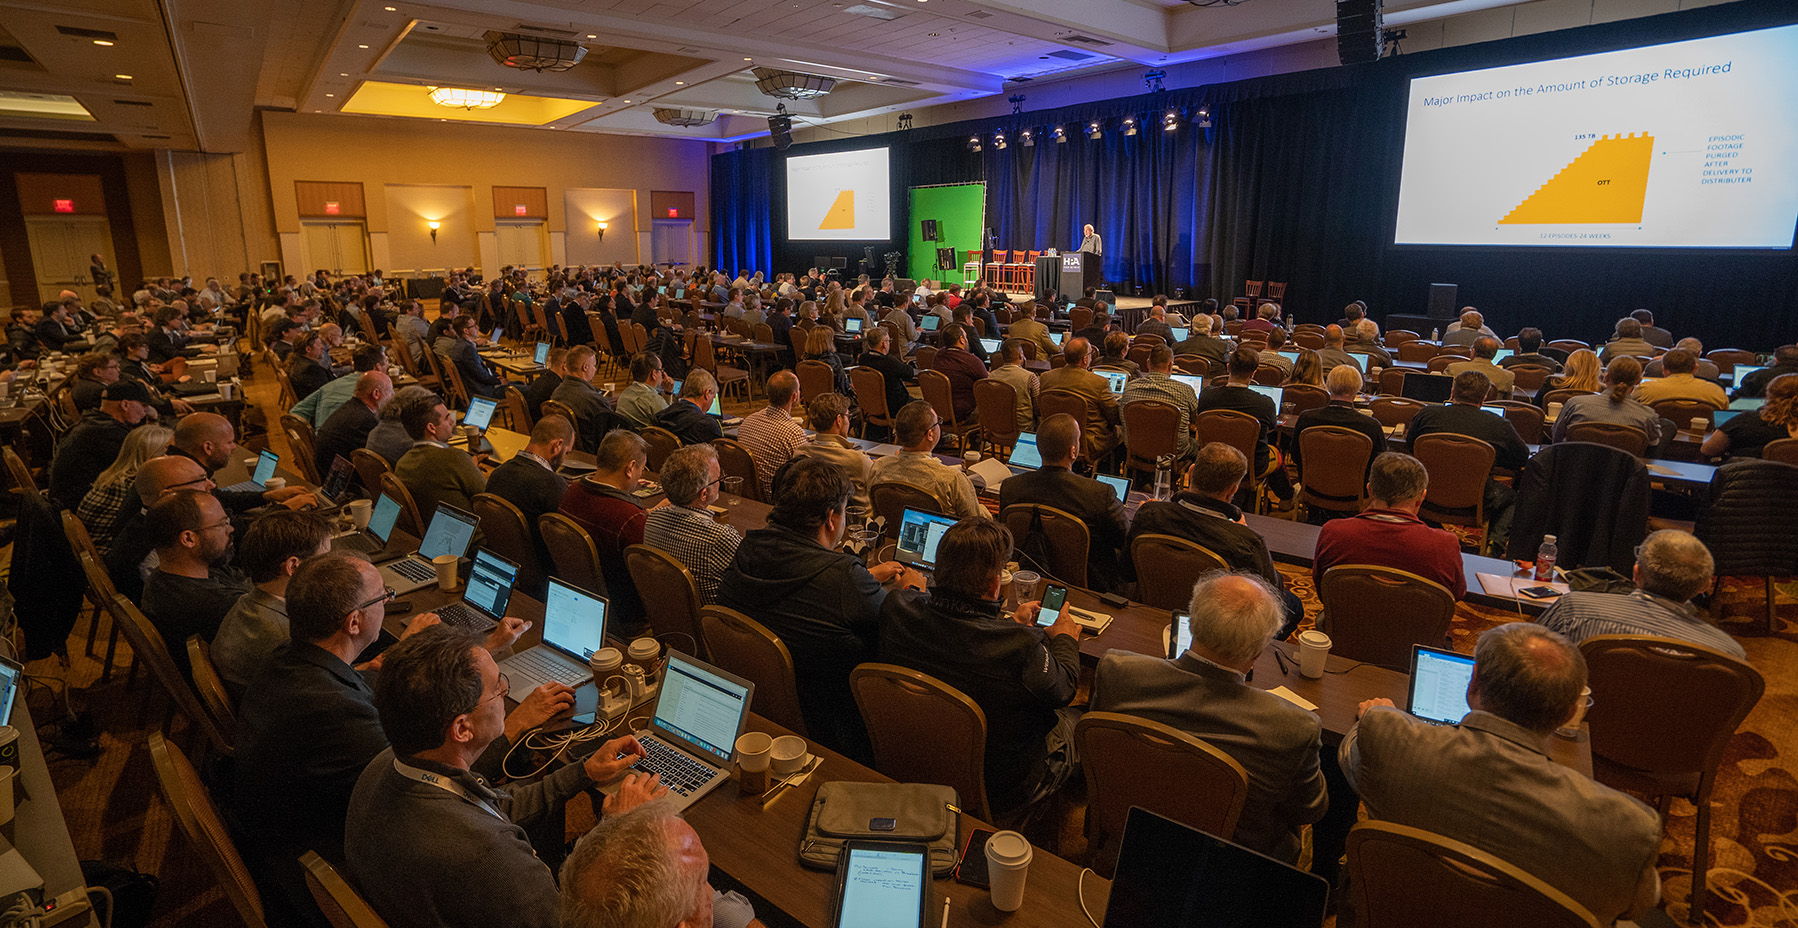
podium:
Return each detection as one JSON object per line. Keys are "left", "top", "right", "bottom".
{"left": 1060, "top": 251, "right": 1103, "bottom": 299}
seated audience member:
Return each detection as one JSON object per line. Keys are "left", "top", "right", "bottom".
{"left": 1008, "top": 303, "right": 1060, "bottom": 362}
{"left": 103, "top": 455, "right": 214, "bottom": 600}
{"left": 346, "top": 626, "right": 663, "bottom": 928}
{"left": 1702, "top": 373, "right": 1798, "bottom": 461}
{"left": 1537, "top": 348, "right": 1603, "bottom": 410}
{"left": 1551, "top": 356, "right": 1662, "bottom": 446}
{"left": 999, "top": 414, "right": 1127, "bottom": 591}
{"left": 930, "top": 324, "right": 987, "bottom": 421}
{"left": 484, "top": 414, "right": 574, "bottom": 582}
{"left": 856, "top": 326, "right": 915, "bottom": 424}
{"left": 1735, "top": 345, "right": 1798, "bottom": 400}
{"left": 394, "top": 395, "right": 487, "bottom": 518}
{"left": 210, "top": 510, "right": 332, "bottom": 696}
{"left": 1285, "top": 349, "right": 1325, "bottom": 388}
{"left": 736, "top": 371, "right": 808, "bottom": 497}
{"left": 48, "top": 379, "right": 154, "bottom": 508}
{"left": 1313, "top": 325, "right": 1360, "bottom": 374}
{"left": 1445, "top": 337, "right": 1516, "bottom": 396}
{"left": 1407, "top": 371, "right": 1529, "bottom": 553}
{"left": 312, "top": 371, "right": 392, "bottom": 478}
{"left": 139, "top": 490, "right": 251, "bottom": 676}
{"left": 69, "top": 351, "right": 120, "bottom": 412}
{"left": 616, "top": 351, "right": 672, "bottom": 429}
{"left": 643, "top": 443, "right": 741, "bottom": 605}
{"left": 1633, "top": 348, "right": 1728, "bottom": 409}
{"left": 293, "top": 344, "right": 385, "bottom": 427}
{"left": 1195, "top": 347, "right": 1293, "bottom": 505}
{"left": 1599, "top": 317, "right": 1658, "bottom": 364}
{"left": 76, "top": 424, "right": 172, "bottom": 556}
{"left": 1256, "top": 329, "right": 1295, "bottom": 378}
{"left": 1096, "top": 331, "right": 1139, "bottom": 378}
{"left": 523, "top": 346, "right": 567, "bottom": 420}
{"left": 717, "top": 457, "right": 921, "bottom": 762}
{"left": 1538, "top": 529, "right": 1745, "bottom": 660}
{"left": 1136, "top": 304, "right": 1175, "bottom": 344}
{"left": 802, "top": 325, "right": 854, "bottom": 396}
{"left": 1127, "top": 443, "right": 1303, "bottom": 637}
{"left": 550, "top": 346, "right": 617, "bottom": 452}
{"left": 1341, "top": 623, "right": 1663, "bottom": 925}
{"left": 1631, "top": 308, "right": 1673, "bottom": 348}
{"left": 1440, "top": 309, "right": 1496, "bottom": 347}
{"left": 1074, "top": 309, "right": 1111, "bottom": 349}
{"left": 1502, "top": 327, "right": 1563, "bottom": 373}
{"left": 1120, "top": 345, "right": 1201, "bottom": 460}
{"left": 267, "top": 319, "right": 304, "bottom": 362}
{"left": 1039, "top": 337, "right": 1122, "bottom": 460}
{"left": 987, "top": 340, "right": 1040, "bottom": 432}
{"left": 437, "top": 314, "right": 506, "bottom": 399}
{"left": 1348, "top": 318, "right": 1394, "bottom": 367}
{"left": 655, "top": 369, "right": 724, "bottom": 445}
{"left": 285, "top": 332, "right": 336, "bottom": 401}
{"left": 171, "top": 411, "right": 314, "bottom": 511}
{"left": 879, "top": 520, "right": 1079, "bottom": 813}
{"left": 34, "top": 300, "right": 84, "bottom": 353}
{"left": 870, "top": 400, "right": 987, "bottom": 520}
{"left": 1643, "top": 337, "right": 1719, "bottom": 381}
{"left": 1092, "top": 572, "right": 1326, "bottom": 865}
{"left": 365, "top": 386, "right": 438, "bottom": 465}
{"left": 1241, "top": 302, "right": 1281, "bottom": 335}
{"left": 394, "top": 299, "right": 431, "bottom": 363}
{"left": 794, "top": 392, "right": 874, "bottom": 511}
{"left": 1313, "top": 452, "right": 1466, "bottom": 599}
{"left": 559, "top": 804, "right": 761, "bottom": 928}
{"left": 558, "top": 431, "right": 655, "bottom": 636}
{"left": 1173, "top": 313, "right": 1231, "bottom": 372}
{"left": 1290, "top": 365, "right": 1385, "bottom": 487}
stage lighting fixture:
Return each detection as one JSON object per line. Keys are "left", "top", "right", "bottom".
{"left": 1052, "top": 125, "right": 1066, "bottom": 143}
{"left": 1163, "top": 109, "right": 1179, "bottom": 131}
{"left": 993, "top": 130, "right": 1007, "bottom": 150}
{"left": 768, "top": 103, "right": 793, "bottom": 150}
{"left": 897, "top": 112, "right": 913, "bottom": 131}
{"left": 968, "top": 135, "right": 982, "bottom": 152}
{"left": 1122, "top": 116, "right": 1137, "bottom": 136}
{"left": 1008, "top": 93, "right": 1026, "bottom": 115}
{"left": 1020, "top": 128, "right": 1034, "bottom": 147}
{"left": 1143, "top": 69, "right": 1166, "bottom": 93}
{"left": 1196, "top": 105, "right": 1212, "bottom": 128}
{"left": 1086, "top": 120, "right": 1102, "bottom": 140}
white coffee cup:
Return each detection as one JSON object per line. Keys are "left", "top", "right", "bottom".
{"left": 202, "top": 368, "right": 216, "bottom": 383}
{"left": 432, "top": 554, "right": 460, "bottom": 591}
{"left": 771, "top": 734, "right": 808, "bottom": 775}
{"left": 347, "top": 499, "right": 373, "bottom": 530}
{"left": 1690, "top": 417, "right": 1707, "bottom": 433}
{"left": 218, "top": 381, "right": 236, "bottom": 400}
{"left": 1547, "top": 401, "right": 1563, "bottom": 418}
{"left": 985, "top": 830, "right": 1033, "bottom": 912}
{"left": 1297, "top": 630, "right": 1331, "bottom": 679}
{"left": 736, "top": 732, "right": 774, "bottom": 793}
{"left": 263, "top": 476, "right": 287, "bottom": 491}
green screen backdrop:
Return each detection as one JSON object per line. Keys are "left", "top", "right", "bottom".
{"left": 906, "top": 183, "right": 985, "bottom": 284}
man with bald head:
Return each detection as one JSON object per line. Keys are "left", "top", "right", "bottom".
{"left": 1037, "top": 336, "right": 1121, "bottom": 459}
{"left": 1315, "top": 324, "right": 1360, "bottom": 373}
{"left": 104, "top": 454, "right": 215, "bottom": 599}
{"left": 560, "top": 803, "right": 762, "bottom": 928}
{"left": 736, "top": 370, "right": 808, "bottom": 497}
{"left": 314, "top": 370, "right": 394, "bottom": 479}
{"left": 170, "top": 412, "right": 313, "bottom": 511}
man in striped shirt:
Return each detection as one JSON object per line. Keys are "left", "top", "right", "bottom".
{"left": 735, "top": 371, "right": 807, "bottom": 498}
{"left": 643, "top": 444, "right": 740, "bottom": 605}
{"left": 1536, "top": 529, "right": 1745, "bottom": 661}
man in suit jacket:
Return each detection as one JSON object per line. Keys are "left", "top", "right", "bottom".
{"left": 1630, "top": 308, "right": 1674, "bottom": 349}
{"left": 1341, "top": 623, "right": 1663, "bottom": 925}
{"left": 1407, "top": 370, "right": 1529, "bottom": 553}
{"left": 1173, "top": 314, "right": 1230, "bottom": 373}
{"left": 1135, "top": 303, "right": 1175, "bottom": 344}
{"left": 313, "top": 372, "right": 391, "bottom": 479}
{"left": 484, "top": 414, "right": 573, "bottom": 584}
{"left": 523, "top": 347, "right": 567, "bottom": 420}
{"left": 550, "top": 346, "right": 617, "bottom": 452}
{"left": 1037, "top": 337, "right": 1120, "bottom": 459}
{"left": 1007, "top": 303, "right": 1060, "bottom": 362}
{"left": 998, "top": 414, "right": 1128, "bottom": 591}
{"left": 857, "top": 327, "right": 915, "bottom": 431}
{"left": 1290, "top": 365, "right": 1385, "bottom": 485}
{"left": 436, "top": 314, "right": 506, "bottom": 399}
{"left": 285, "top": 332, "right": 336, "bottom": 401}
{"left": 655, "top": 370, "right": 723, "bottom": 446}
{"left": 1091, "top": 572, "right": 1327, "bottom": 867}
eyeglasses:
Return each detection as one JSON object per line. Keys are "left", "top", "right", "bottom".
{"left": 199, "top": 516, "right": 232, "bottom": 533}
{"left": 481, "top": 673, "right": 511, "bottom": 707}
{"left": 353, "top": 586, "right": 396, "bottom": 612}
{"left": 166, "top": 474, "right": 214, "bottom": 491}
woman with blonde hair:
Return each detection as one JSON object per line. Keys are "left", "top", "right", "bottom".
{"left": 1285, "top": 348, "right": 1324, "bottom": 387}
{"left": 1536, "top": 348, "right": 1601, "bottom": 409}
{"left": 76, "top": 424, "right": 173, "bottom": 554}
{"left": 1702, "top": 373, "right": 1798, "bottom": 460}
{"left": 1551, "top": 355, "right": 1662, "bottom": 445}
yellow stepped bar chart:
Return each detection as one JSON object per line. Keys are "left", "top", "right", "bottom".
{"left": 818, "top": 189, "right": 856, "bottom": 230}
{"left": 1498, "top": 132, "right": 1655, "bottom": 224}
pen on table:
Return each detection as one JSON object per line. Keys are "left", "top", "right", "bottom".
{"left": 940, "top": 898, "right": 949, "bottom": 928}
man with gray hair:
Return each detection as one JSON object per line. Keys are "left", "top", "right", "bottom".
{"left": 1441, "top": 308, "right": 1497, "bottom": 348}
{"left": 1313, "top": 452, "right": 1465, "bottom": 598}
{"left": 1537, "top": 529, "right": 1743, "bottom": 659}
{"left": 1600, "top": 316, "right": 1657, "bottom": 363}
{"left": 655, "top": 369, "right": 723, "bottom": 446}
{"left": 365, "top": 385, "right": 441, "bottom": 464}
{"left": 1348, "top": 317, "right": 1393, "bottom": 367}
{"left": 1091, "top": 571, "right": 1327, "bottom": 868}
{"left": 560, "top": 803, "right": 762, "bottom": 928}
{"left": 643, "top": 443, "right": 741, "bottom": 605}
{"left": 1342, "top": 623, "right": 1663, "bottom": 925}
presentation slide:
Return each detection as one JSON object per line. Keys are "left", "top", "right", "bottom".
{"left": 787, "top": 148, "right": 891, "bottom": 241}
{"left": 1393, "top": 23, "right": 1798, "bottom": 248}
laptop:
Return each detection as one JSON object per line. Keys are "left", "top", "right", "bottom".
{"left": 1169, "top": 326, "right": 1189, "bottom": 342}
{"left": 432, "top": 548, "right": 521, "bottom": 632}
{"left": 1730, "top": 364, "right": 1764, "bottom": 385}
{"left": 533, "top": 342, "right": 551, "bottom": 366}
{"left": 894, "top": 508, "right": 959, "bottom": 570}
{"left": 463, "top": 395, "right": 498, "bottom": 431}
{"left": 1170, "top": 373, "right": 1206, "bottom": 393}
{"left": 499, "top": 577, "right": 609, "bottom": 691}
{"left": 919, "top": 314, "right": 941, "bottom": 332}
{"left": 1049, "top": 330, "right": 1066, "bottom": 347}
{"left": 1096, "top": 472, "right": 1130, "bottom": 500}
{"left": 1102, "top": 806, "right": 1328, "bottom": 928}
{"left": 219, "top": 450, "right": 279, "bottom": 494}
{"left": 607, "top": 651, "right": 755, "bottom": 812}
{"left": 378, "top": 503, "right": 481, "bottom": 595}
{"left": 1406, "top": 644, "right": 1476, "bottom": 726}
{"left": 0, "top": 654, "right": 21, "bottom": 724}
{"left": 1729, "top": 396, "right": 1765, "bottom": 411}
{"left": 1246, "top": 384, "right": 1284, "bottom": 406}
{"left": 979, "top": 337, "right": 1002, "bottom": 354}
{"left": 843, "top": 316, "right": 864, "bottom": 334}
{"left": 1008, "top": 431, "right": 1043, "bottom": 469}
{"left": 333, "top": 492, "right": 404, "bottom": 556}
{"left": 1713, "top": 408, "right": 1745, "bottom": 426}
{"left": 1480, "top": 405, "right": 1510, "bottom": 417}
{"left": 1401, "top": 372, "right": 1455, "bottom": 404}
{"left": 1491, "top": 348, "right": 1514, "bottom": 364}
{"left": 1098, "top": 369, "right": 1129, "bottom": 394}
{"left": 1277, "top": 351, "right": 1299, "bottom": 365}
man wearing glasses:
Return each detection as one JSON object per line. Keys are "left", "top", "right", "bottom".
{"left": 235, "top": 554, "right": 567, "bottom": 921}
{"left": 868, "top": 400, "right": 988, "bottom": 521}
{"left": 138, "top": 489, "right": 250, "bottom": 678}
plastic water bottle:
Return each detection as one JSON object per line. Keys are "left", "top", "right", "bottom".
{"left": 1430, "top": 326, "right": 1440, "bottom": 341}
{"left": 1534, "top": 535, "right": 1558, "bottom": 581}
{"left": 1153, "top": 454, "right": 1174, "bottom": 502}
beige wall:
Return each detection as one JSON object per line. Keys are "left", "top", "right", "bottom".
{"left": 261, "top": 112, "right": 711, "bottom": 277}
{"left": 154, "top": 126, "right": 282, "bottom": 283}
{"left": 121, "top": 152, "right": 173, "bottom": 279}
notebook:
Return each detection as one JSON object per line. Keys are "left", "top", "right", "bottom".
{"left": 378, "top": 503, "right": 481, "bottom": 595}
{"left": 607, "top": 652, "right": 755, "bottom": 813}
{"left": 1406, "top": 644, "right": 1476, "bottom": 726}
{"left": 1103, "top": 806, "right": 1328, "bottom": 927}
{"left": 499, "top": 577, "right": 609, "bottom": 692}
{"left": 431, "top": 548, "right": 520, "bottom": 632}
{"left": 332, "top": 492, "right": 404, "bottom": 556}
{"left": 1008, "top": 431, "right": 1043, "bottom": 469}
{"left": 895, "top": 508, "right": 959, "bottom": 569}
{"left": 463, "top": 395, "right": 498, "bottom": 430}
{"left": 219, "top": 450, "right": 279, "bottom": 494}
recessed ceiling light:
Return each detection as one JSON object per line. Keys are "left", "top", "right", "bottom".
{"left": 357, "top": 44, "right": 369, "bottom": 49}
{"left": 383, "top": 5, "right": 396, "bottom": 10}
{"left": 744, "top": 57, "right": 752, "bottom": 61}
{"left": 340, "top": 72, "right": 349, "bottom": 77}
{"left": 115, "top": 74, "right": 132, "bottom": 80}
{"left": 93, "top": 39, "right": 114, "bottom": 46}
{"left": 586, "top": 34, "right": 597, "bottom": 39}
{"left": 623, "top": 100, "right": 631, "bottom": 103}
{"left": 675, "top": 81, "right": 684, "bottom": 85}
{"left": 325, "top": 93, "right": 335, "bottom": 97}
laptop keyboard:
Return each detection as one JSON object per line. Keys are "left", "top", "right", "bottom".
{"left": 336, "top": 532, "right": 382, "bottom": 555}
{"left": 435, "top": 602, "right": 495, "bottom": 630}
{"left": 217, "top": 480, "right": 262, "bottom": 494}
{"left": 390, "top": 558, "right": 435, "bottom": 583}
{"left": 506, "top": 649, "right": 590, "bottom": 686}
{"left": 633, "top": 738, "right": 715, "bottom": 795}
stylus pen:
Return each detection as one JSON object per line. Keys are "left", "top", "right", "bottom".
{"left": 941, "top": 898, "right": 950, "bottom": 928}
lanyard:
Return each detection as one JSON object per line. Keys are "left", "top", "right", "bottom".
{"left": 391, "top": 758, "right": 505, "bottom": 821}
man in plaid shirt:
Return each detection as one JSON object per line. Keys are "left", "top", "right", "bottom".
{"left": 643, "top": 444, "right": 741, "bottom": 605}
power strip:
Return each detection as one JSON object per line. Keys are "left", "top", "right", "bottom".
{"left": 596, "top": 690, "right": 631, "bottom": 726}
{"left": 630, "top": 679, "right": 660, "bottom": 709}
{"left": 39, "top": 888, "right": 91, "bottom": 927}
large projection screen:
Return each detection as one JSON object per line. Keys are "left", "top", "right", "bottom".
{"left": 786, "top": 148, "right": 891, "bottom": 242}
{"left": 1393, "top": 22, "right": 1798, "bottom": 249}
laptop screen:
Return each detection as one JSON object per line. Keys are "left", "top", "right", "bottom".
{"left": 1104, "top": 807, "right": 1328, "bottom": 928}
{"left": 895, "top": 508, "right": 958, "bottom": 568}
{"left": 707, "top": 395, "right": 723, "bottom": 417}
{"left": 1049, "top": 331, "right": 1065, "bottom": 346}
{"left": 1099, "top": 370, "right": 1129, "bottom": 394}
{"left": 1407, "top": 645, "right": 1476, "bottom": 725}
{"left": 534, "top": 342, "right": 550, "bottom": 365}
{"left": 1277, "top": 351, "right": 1299, "bottom": 364}
{"left": 1169, "top": 327, "right": 1189, "bottom": 342}
{"left": 1170, "top": 374, "right": 1205, "bottom": 393}
{"left": 464, "top": 396, "right": 498, "bottom": 430}
{"left": 1480, "top": 405, "right": 1509, "bottom": 417}
{"left": 919, "top": 314, "right": 941, "bottom": 331}
{"left": 1491, "top": 348, "right": 1514, "bottom": 363}
{"left": 417, "top": 504, "right": 480, "bottom": 561}
{"left": 1713, "top": 408, "right": 1745, "bottom": 425}
{"left": 1401, "top": 373, "right": 1455, "bottom": 404}
{"left": 1247, "top": 384, "right": 1283, "bottom": 406}
{"left": 367, "top": 493, "right": 403, "bottom": 544}
{"left": 1732, "top": 364, "right": 1764, "bottom": 384}
{"left": 1009, "top": 432, "right": 1043, "bottom": 470}
{"left": 320, "top": 455, "right": 354, "bottom": 503}
{"left": 542, "top": 577, "right": 609, "bottom": 660}
{"left": 249, "top": 450, "right": 279, "bottom": 487}
{"left": 460, "top": 548, "right": 520, "bottom": 619}
{"left": 653, "top": 653, "right": 753, "bottom": 764}
{"left": 843, "top": 317, "right": 864, "bottom": 333}
{"left": 1096, "top": 472, "right": 1130, "bottom": 500}
{"left": 0, "top": 658, "right": 19, "bottom": 724}
{"left": 979, "top": 337, "right": 1002, "bottom": 354}
{"left": 1168, "top": 612, "right": 1191, "bottom": 659}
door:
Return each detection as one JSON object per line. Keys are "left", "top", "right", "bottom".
{"left": 652, "top": 219, "right": 692, "bottom": 269}
{"left": 301, "top": 221, "right": 369, "bottom": 276}
{"left": 25, "top": 217, "right": 113, "bottom": 302}
{"left": 495, "top": 221, "right": 545, "bottom": 271}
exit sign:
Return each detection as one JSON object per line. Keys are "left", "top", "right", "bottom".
{"left": 324, "top": 201, "right": 340, "bottom": 215}
{"left": 515, "top": 204, "right": 528, "bottom": 215}
{"left": 53, "top": 199, "right": 73, "bottom": 213}
{"left": 668, "top": 207, "right": 677, "bottom": 217}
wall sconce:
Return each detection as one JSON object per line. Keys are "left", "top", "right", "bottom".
{"left": 597, "top": 221, "right": 608, "bottom": 241}
{"left": 427, "top": 220, "right": 440, "bottom": 243}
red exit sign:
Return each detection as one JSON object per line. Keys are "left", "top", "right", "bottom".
{"left": 53, "top": 199, "right": 73, "bottom": 213}
{"left": 668, "top": 207, "right": 678, "bottom": 217}
{"left": 515, "top": 204, "right": 528, "bottom": 215}
{"left": 324, "top": 201, "right": 340, "bottom": 215}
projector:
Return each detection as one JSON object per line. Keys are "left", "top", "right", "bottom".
{"left": 485, "top": 31, "right": 587, "bottom": 72}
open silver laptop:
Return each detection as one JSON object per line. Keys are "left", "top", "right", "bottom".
{"left": 331, "top": 491, "right": 404, "bottom": 557}
{"left": 378, "top": 503, "right": 480, "bottom": 595}
{"left": 218, "top": 450, "right": 278, "bottom": 494}
{"left": 431, "top": 548, "right": 519, "bottom": 632}
{"left": 604, "top": 651, "right": 755, "bottom": 812}
{"left": 499, "top": 577, "right": 608, "bottom": 692}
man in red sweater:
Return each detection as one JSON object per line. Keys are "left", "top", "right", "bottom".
{"left": 1313, "top": 451, "right": 1466, "bottom": 599}
{"left": 558, "top": 430, "right": 659, "bottom": 635}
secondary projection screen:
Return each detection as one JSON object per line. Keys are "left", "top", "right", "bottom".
{"left": 786, "top": 148, "right": 891, "bottom": 241}
{"left": 1392, "top": 22, "right": 1798, "bottom": 249}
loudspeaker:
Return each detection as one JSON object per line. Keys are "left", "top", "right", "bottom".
{"left": 921, "top": 219, "right": 939, "bottom": 241}
{"left": 1336, "top": 0, "right": 1382, "bottom": 66}
{"left": 1427, "top": 283, "right": 1458, "bottom": 318}
{"left": 768, "top": 113, "right": 793, "bottom": 151}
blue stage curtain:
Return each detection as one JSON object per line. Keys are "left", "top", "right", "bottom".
{"left": 710, "top": 147, "right": 775, "bottom": 275}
